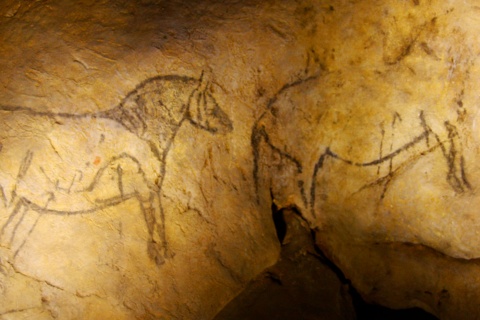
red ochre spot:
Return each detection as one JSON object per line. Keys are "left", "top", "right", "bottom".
{"left": 93, "top": 156, "right": 101, "bottom": 165}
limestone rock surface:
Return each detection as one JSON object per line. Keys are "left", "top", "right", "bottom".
{"left": 1, "top": 0, "right": 480, "bottom": 319}
{"left": 253, "top": 1, "right": 480, "bottom": 319}
{"left": 0, "top": 1, "right": 294, "bottom": 318}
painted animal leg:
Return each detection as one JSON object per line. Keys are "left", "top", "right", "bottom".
{"left": 12, "top": 194, "right": 53, "bottom": 258}
{"left": 309, "top": 148, "right": 335, "bottom": 220}
{"left": 12, "top": 210, "right": 40, "bottom": 258}
{"left": 0, "top": 150, "right": 34, "bottom": 250}
{"left": 420, "top": 113, "right": 471, "bottom": 193}
{"left": 0, "top": 197, "right": 26, "bottom": 248}
{"left": 0, "top": 186, "right": 6, "bottom": 209}
{"left": 444, "top": 122, "right": 471, "bottom": 192}
{"left": 139, "top": 191, "right": 168, "bottom": 265}
{"left": 252, "top": 125, "right": 304, "bottom": 209}
{"left": 111, "top": 157, "right": 169, "bottom": 265}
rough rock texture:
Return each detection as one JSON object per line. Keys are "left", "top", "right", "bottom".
{"left": 252, "top": 1, "right": 480, "bottom": 319}
{"left": 0, "top": 1, "right": 290, "bottom": 318}
{"left": 1, "top": 0, "right": 480, "bottom": 319}
{"left": 214, "top": 208, "right": 357, "bottom": 320}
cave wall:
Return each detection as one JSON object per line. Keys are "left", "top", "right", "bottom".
{"left": 1, "top": 0, "right": 480, "bottom": 319}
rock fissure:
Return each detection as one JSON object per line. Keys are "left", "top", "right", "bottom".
{"left": 6, "top": 260, "right": 109, "bottom": 303}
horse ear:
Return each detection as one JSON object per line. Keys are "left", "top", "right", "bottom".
{"left": 198, "top": 71, "right": 207, "bottom": 91}
{"left": 186, "top": 71, "right": 209, "bottom": 123}
{"left": 187, "top": 85, "right": 233, "bottom": 133}
{"left": 203, "top": 91, "right": 233, "bottom": 133}
{"left": 197, "top": 69, "right": 214, "bottom": 91}
{"left": 187, "top": 79, "right": 207, "bottom": 126}
{"left": 186, "top": 71, "right": 233, "bottom": 133}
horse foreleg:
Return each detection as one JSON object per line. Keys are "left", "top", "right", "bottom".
{"left": 140, "top": 191, "right": 169, "bottom": 265}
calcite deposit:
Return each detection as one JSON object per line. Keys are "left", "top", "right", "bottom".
{"left": 1, "top": 0, "right": 480, "bottom": 319}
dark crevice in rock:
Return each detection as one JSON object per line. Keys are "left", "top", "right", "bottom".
{"left": 350, "top": 287, "right": 439, "bottom": 320}
{"left": 215, "top": 207, "right": 439, "bottom": 320}
{"left": 307, "top": 213, "right": 439, "bottom": 320}
{"left": 214, "top": 207, "right": 355, "bottom": 320}
{"left": 271, "top": 201, "right": 286, "bottom": 244}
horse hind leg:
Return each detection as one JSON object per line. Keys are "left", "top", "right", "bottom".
{"left": 0, "top": 195, "right": 48, "bottom": 258}
{"left": 444, "top": 122, "right": 472, "bottom": 193}
{"left": 0, "top": 197, "right": 27, "bottom": 250}
{"left": 12, "top": 207, "right": 44, "bottom": 258}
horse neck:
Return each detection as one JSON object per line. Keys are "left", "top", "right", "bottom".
{"left": 146, "top": 118, "right": 185, "bottom": 162}
{"left": 101, "top": 76, "right": 199, "bottom": 161}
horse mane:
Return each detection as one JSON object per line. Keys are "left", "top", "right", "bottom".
{"left": 98, "top": 75, "right": 199, "bottom": 137}
{"left": 0, "top": 74, "right": 201, "bottom": 139}
{"left": 97, "top": 100, "right": 148, "bottom": 136}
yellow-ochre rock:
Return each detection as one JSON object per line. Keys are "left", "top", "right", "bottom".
{"left": 1, "top": 0, "right": 480, "bottom": 319}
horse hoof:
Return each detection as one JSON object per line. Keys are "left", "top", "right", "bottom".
{"left": 148, "top": 242, "right": 167, "bottom": 266}
{"left": 164, "top": 249, "right": 175, "bottom": 259}
{"left": 155, "top": 255, "right": 166, "bottom": 266}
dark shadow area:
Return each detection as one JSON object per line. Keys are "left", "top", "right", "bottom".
{"left": 271, "top": 201, "right": 287, "bottom": 244}
{"left": 214, "top": 207, "right": 439, "bottom": 320}
{"left": 350, "top": 285, "right": 438, "bottom": 320}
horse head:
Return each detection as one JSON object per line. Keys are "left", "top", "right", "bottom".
{"left": 185, "top": 73, "right": 233, "bottom": 134}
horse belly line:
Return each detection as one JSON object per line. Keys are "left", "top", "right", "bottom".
{"left": 23, "top": 193, "right": 139, "bottom": 215}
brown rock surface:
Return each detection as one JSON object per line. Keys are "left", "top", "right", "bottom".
{"left": 0, "top": 1, "right": 289, "bottom": 318}
{"left": 1, "top": 0, "right": 480, "bottom": 319}
{"left": 214, "top": 208, "right": 357, "bottom": 320}
{"left": 252, "top": 1, "right": 480, "bottom": 319}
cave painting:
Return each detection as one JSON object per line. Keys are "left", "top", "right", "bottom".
{"left": 0, "top": 73, "right": 233, "bottom": 265}
{"left": 252, "top": 74, "right": 470, "bottom": 219}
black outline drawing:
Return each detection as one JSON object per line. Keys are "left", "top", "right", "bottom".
{"left": 0, "top": 72, "right": 233, "bottom": 265}
{"left": 252, "top": 75, "right": 471, "bottom": 220}
{"left": 251, "top": 76, "right": 317, "bottom": 205}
